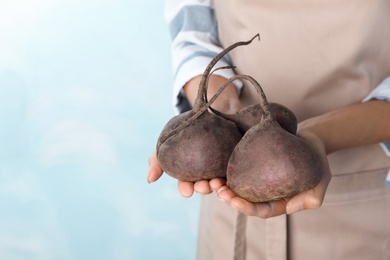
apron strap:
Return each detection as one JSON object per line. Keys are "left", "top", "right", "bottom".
{"left": 233, "top": 211, "right": 247, "bottom": 260}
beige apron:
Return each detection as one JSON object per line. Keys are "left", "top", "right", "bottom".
{"left": 196, "top": 0, "right": 390, "bottom": 259}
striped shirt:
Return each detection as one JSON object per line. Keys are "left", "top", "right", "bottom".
{"left": 165, "top": 0, "right": 242, "bottom": 114}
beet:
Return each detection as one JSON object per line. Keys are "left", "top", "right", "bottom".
{"left": 156, "top": 35, "right": 260, "bottom": 182}
{"left": 225, "top": 74, "right": 323, "bottom": 202}
{"left": 157, "top": 33, "right": 321, "bottom": 202}
{"left": 268, "top": 103, "right": 297, "bottom": 135}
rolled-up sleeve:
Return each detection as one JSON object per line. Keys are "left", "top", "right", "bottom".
{"left": 362, "top": 76, "right": 390, "bottom": 156}
{"left": 165, "top": 0, "right": 241, "bottom": 113}
{"left": 362, "top": 76, "right": 390, "bottom": 102}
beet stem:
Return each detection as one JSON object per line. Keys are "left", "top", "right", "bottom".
{"left": 204, "top": 65, "right": 237, "bottom": 102}
{"left": 160, "top": 73, "right": 273, "bottom": 144}
{"left": 206, "top": 73, "right": 271, "bottom": 120}
{"left": 235, "top": 75, "right": 272, "bottom": 120}
{"left": 160, "top": 75, "right": 245, "bottom": 143}
{"left": 160, "top": 35, "right": 261, "bottom": 144}
{"left": 193, "top": 34, "right": 260, "bottom": 111}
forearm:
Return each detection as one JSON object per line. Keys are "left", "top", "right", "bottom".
{"left": 165, "top": 0, "right": 242, "bottom": 113}
{"left": 298, "top": 100, "right": 390, "bottom": 155}
{"left": 183, "top": 75, "right": 242, "bottom": 114}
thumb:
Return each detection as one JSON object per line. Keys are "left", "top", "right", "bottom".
{"left": 147, "top": 151, "right": 164, "bottom": 183}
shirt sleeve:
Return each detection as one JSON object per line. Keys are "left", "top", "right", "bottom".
{"left": 362, "top": 76, "right": 390, "bottom": 102}
{"left": 362, "top": 76, "right": 390, "bottom": 156}
{"left": 165, "top": 0, "right": 242, "bottom": 113}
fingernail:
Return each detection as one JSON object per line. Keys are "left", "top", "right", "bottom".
{"left": 217, "top": 186, "right": 229, "bottom": 194}
{"left": 286, "top": 201, "right": 303, "bottom": 215}
{"left": 217, "top": 186, "right": 229, "bottom": 201}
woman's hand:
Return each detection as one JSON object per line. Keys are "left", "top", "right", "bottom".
{"left": 147, "top": 150, "right": 228, "bottom": 197}
{"left": 217, "top": 130, "right": 332, "bottom": 218}
{"left": 147, "top": 129, "right": 332, "bottom": 213}
{"left": 147, "top": 74, "right": 241, "bottom": 198}
{"left": 216, "top": 99, "right": 390, "bottom": 218}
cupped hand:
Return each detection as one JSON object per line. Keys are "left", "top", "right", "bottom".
{"left": 217, "top": 131, "right": 332, "bottom": 218}
{"left": 147, "top": 150, "right": 227, "bottom": 197}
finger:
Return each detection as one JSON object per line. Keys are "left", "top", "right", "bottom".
{"left": 286, "top": 191, "right": 317, "bottom": 215}
{"left": 287, "top": 148, "right": 332, "bottom": 214}
{"left": 286, "top": 168, "right": 331, "bottom": 214}
{"left": 216, "top": 185, "right": 235, "bottom": 202}
{"left": 285, "top": 131, "right": 332, "bottom": 215}
{"left": 231, "top": 197, "right": 288, "bottom": 218}
{"left": 218, "top": 186, "right": 288, "bottom": 218}
{"left": 147, "top": 165, "right": 163, "bottom": 183}
{"left": 178, "top": 180, "right": 195, "bottom": 198}
{"left": 147, "top": 151, "right": 163, "bottom": 183}
{"left": 209, "top": 178, "right": 226, "bottom": 191}
{"left": 194, "top": 180, "right": 212, "bottom": 194}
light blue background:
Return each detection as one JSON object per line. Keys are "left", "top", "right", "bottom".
{"left": 0, "top": 1, "right": 200, "bottom": 259}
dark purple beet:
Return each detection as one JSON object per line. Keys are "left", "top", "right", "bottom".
{"left": 156, "top": 35, "right": 260, "bottom": 181}
{"left": 225, "top": 74, "right": 322, "bottom": 202}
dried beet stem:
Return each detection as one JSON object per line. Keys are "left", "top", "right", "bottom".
{"left": 203, "top": 65, "right": 237, "bottom": 102}
{"left": 159, "top": 74, "right": 243, "bottom": 144}
{"left": 160, "top": 34, "right": 261, "bottom": 144}
{"left": 206, "top": 73, "right": 271, "bottom": 119}
{"left": 193, "top": 34, "right": 260, "bottom": 111}
{"left": 239, "top": 75, "right": 272, "bottom": 121}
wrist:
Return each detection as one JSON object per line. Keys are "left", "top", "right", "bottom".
{"left": 184, "top": 74, "right": 242, "bottom": 114}
{"left": 297, "top": 119, "right": 330, "bottom": 155}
